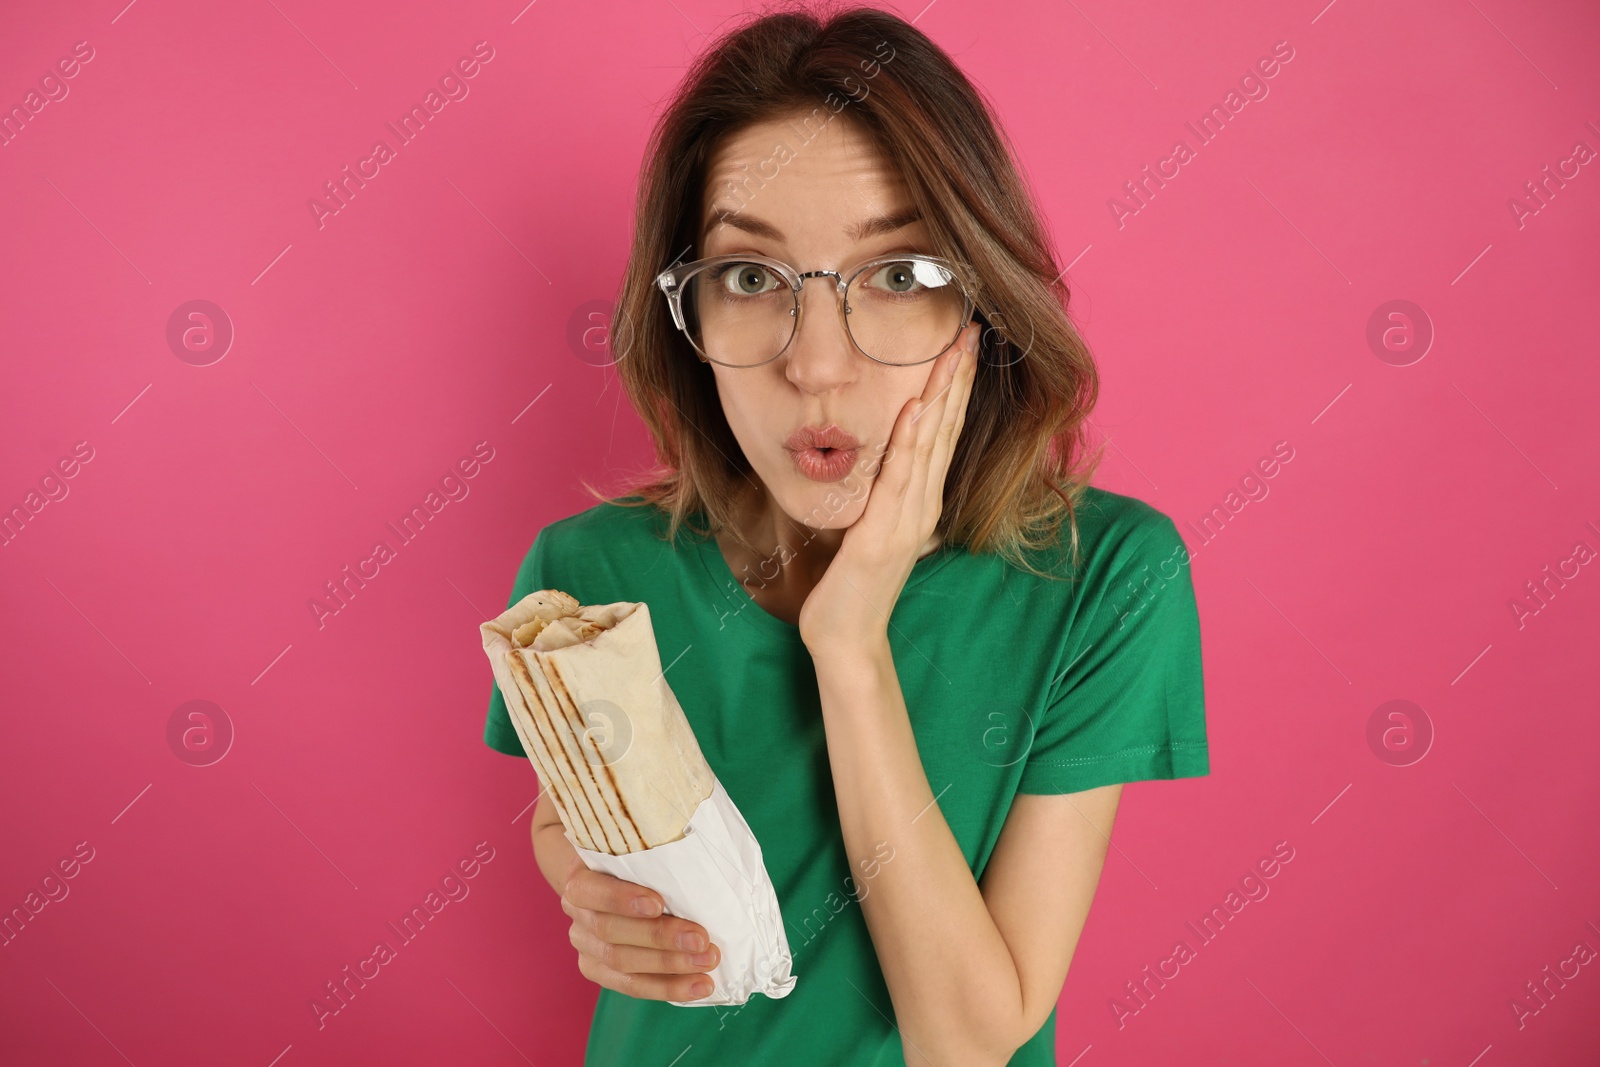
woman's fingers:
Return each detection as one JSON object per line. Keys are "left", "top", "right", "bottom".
{"left": 561, "top": 891, "right": 709, "bottom": 948}
{"left": 900, "top": 328, "right": 972, "bottom": 519}
{"left": 560, "top": 860, "right": 721, "bottom": 1001}
{"left": 576, "top": 955, "right": 717, "bottom": 1002}
{"left": 925, "top": 329, "right": 977, "bottom": 515}
{"left": 565, "top": 900, "right": 710, "bottom": 952}
{"left": 907, "top": 336, "right": 961, "bottom": 441}
{"left": 885, "top": 339, "right": 959, "bottom": 487}
{"left": 569, "top": 922, "right": 721, "bottom": 975}
{"left": 565, "top": 863, "right": 667, "bottom": 920}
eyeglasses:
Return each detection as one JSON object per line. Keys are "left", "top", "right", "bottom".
{"left": 654, "top": 252, "right": 977, "bottom": 368}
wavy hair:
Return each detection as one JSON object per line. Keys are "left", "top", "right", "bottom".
{"left": 585, "top": 0, "right": 1104, "bottom": 579}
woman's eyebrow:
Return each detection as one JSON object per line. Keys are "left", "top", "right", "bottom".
{"left": 703, "top": 206, "right": 924, "bottom": 244}
{"left": 848, "top": 207, "right": 924, "bottom": 242}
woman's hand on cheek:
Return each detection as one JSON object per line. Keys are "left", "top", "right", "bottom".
{"left": 797, "top": 323, "right": 979, "bottom": 660}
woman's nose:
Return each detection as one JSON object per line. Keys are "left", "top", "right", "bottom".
{"left": 783, "top": 280, "right": 858, "bottom": 390}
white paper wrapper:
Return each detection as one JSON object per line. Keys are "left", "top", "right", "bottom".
{"left": 480, "top": 589, "right": 798, "bottom": 1007}
{"left": 566, "top": 776, "right": 798, "bottom": 1007}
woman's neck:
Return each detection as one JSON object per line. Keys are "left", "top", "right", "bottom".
{"left": 722, "top": 484, "right": 941, "bottom": 577}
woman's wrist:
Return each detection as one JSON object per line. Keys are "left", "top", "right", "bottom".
{"left": 531, "top": 820, "right": 578, "bottom": 896}
{"left": 805, "top": 630, "right": 893, "bottom": 673}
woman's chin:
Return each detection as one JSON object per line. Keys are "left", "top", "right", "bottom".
{"left": 773, "top": 476, "right": 871, "bottom": 531}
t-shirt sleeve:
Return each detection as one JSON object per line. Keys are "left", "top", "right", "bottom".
{"left": 1015, "top": 515, "right": 1209, "bottom": 794}
{"left": 481, "top": 530, "right": 550, "bottom": 758}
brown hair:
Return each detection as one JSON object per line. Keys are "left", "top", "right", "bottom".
{"left": 586, "top": 0, "right": 1104, "bottom": 579}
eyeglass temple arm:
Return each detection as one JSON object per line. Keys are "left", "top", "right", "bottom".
{"left": 656, "top": 274, "right": 688, "bottom": 332}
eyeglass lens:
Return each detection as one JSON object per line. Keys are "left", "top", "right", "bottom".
{"left": 682, "top": 259, "right": 967, "bottom": 366}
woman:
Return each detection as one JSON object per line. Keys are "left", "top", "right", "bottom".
{"left": 481, "top": 5, "right": 1209, "bottom": 1064}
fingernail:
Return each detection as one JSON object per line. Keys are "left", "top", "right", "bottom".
{"left": 677, "top": 931, "right": 706, "bottom": 951}
{"left": 692, "top": 978, "right": 714, "bottom": 997}
{"left": 691, "top": 949, "right": 717, "bottom": 966}
{"left": 633, "top": 897, "right": 662, "bottom": 917}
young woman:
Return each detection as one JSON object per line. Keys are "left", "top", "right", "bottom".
{"left": 482, "top": 6, "right": 1209, "bottom": 1064}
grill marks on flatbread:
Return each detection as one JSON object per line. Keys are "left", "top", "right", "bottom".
{"left": 543, "top": 657, "right": 645, "bottom": 853}
{"left": 482, "top": 588, "right": 715, "bottom": 856}
{"left": 506, "top": 648, "right": 604, "bottom": 851}
{"left": 497, "top": 588, "right": 647, "bottom": 853}
{"left": 516, "top": 645, "right": 632, "bottom": 854}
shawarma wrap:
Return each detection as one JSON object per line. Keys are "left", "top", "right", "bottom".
{"left": 480, "top": 589, "right": 714, "bottom": 855}
{"left": 478, "top": 587, "right": 798, "bottom": 1006}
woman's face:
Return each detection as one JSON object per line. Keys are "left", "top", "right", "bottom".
{"left": 697, "top": 112, "right": 974, "bottom": 535}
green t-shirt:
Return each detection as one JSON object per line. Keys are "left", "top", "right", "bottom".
{"left": 482, "top": 485, "right": 1208, "bottom": 1065}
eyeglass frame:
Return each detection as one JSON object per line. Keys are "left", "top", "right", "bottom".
{"left": 654, "top": 251, "right": 979, "bottom": 368}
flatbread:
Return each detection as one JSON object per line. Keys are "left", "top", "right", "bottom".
{"left": 481, "top": 589, "right": 714, "bottom": 855}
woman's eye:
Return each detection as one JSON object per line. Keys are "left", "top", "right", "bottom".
{"left": 721, "top": 264, "right": 779, "bottom": 296}
{"left": 866, "top": 262, "right": 925, "bottom": 295}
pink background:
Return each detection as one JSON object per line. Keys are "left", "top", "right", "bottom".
{"left": 2, "top": 0, "right": 1597, "bottom": 1063}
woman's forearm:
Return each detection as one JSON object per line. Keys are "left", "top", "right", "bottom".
{"left": 812, "top": 637, "right": 1026, "bottom": 1067}
{"left": 532, "top": 819, "right": 578, "bottom": 896}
